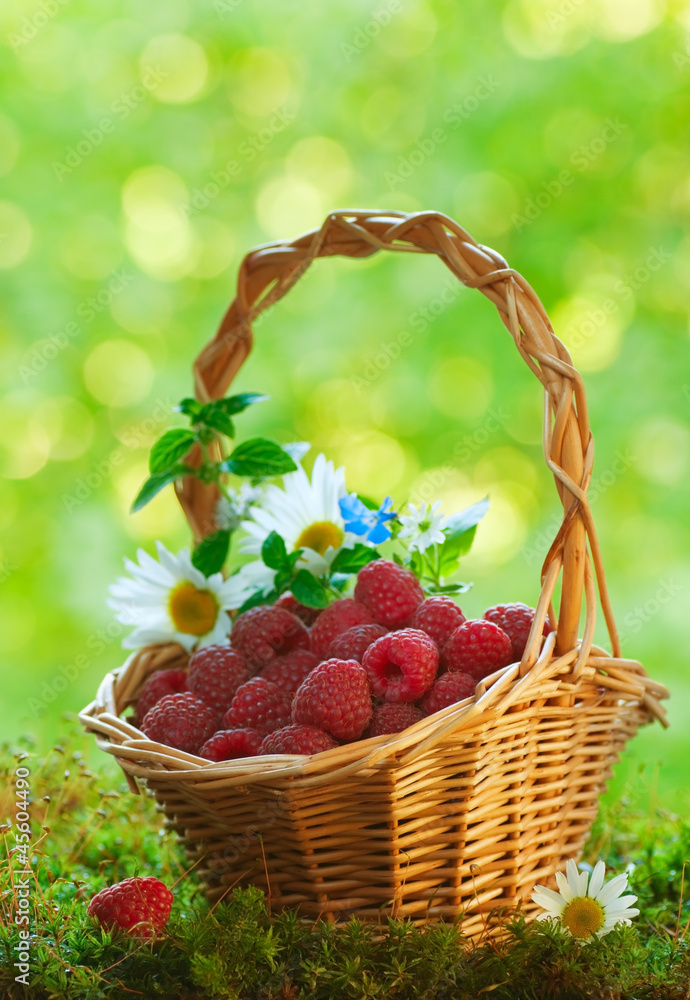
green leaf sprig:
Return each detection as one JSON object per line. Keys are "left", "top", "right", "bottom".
{"left": 131, "top": 393, "right": 296, "bottom": 514}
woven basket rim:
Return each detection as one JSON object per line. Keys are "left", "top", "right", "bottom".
{"left": 79, "top": 634, "right": 668, "bottom": 792}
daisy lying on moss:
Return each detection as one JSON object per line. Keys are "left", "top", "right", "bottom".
{"left": 532, "top": 859, "right": 639, "bottom": 941}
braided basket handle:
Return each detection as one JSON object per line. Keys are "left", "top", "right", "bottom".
{"left": 176, "top": 210, "right": 620, "bottom": 660}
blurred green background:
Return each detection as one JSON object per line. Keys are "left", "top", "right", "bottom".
{"left": 1, "top": 0, "right": 688, "bottom": 809}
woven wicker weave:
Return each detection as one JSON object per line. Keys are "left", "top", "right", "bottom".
{"left": 80, "top": 210, "right": 668, "bottom": 932}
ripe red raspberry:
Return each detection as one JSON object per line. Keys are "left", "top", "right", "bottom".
{"left": 223, "top": 677, "right": 293, "bottom": 735}
{"left": 368, "top": 702, "right": 425, "bottom": 737}
{"left": 87, "top": 876, "right": 173, "bottom": 939}
{"left": 198, "top": 728, "right": 263, "bottom": 761}
{"left": 260, "top": 649, "right": 320, "bottom": 694}
{"left": 187, "top": 644, "right": 253, "bottom": 714}
{"left": 231, "top": 605, "right": 310, "bottom": 668}
{"left": 141, "top": 692, "right": 219, "bottom": 754}
{"left": 355, "top": 559, "right": 424, "bottom": 628}
{"left": 407, "top": 596, "right": 466, "bottom": 649}
{"left": 260, "top": 724, "right": 337, "bottom": 755}
{"left": 483, "top": 602, "right": 553, "bottom": 661}
{"left": 134, "top": 668, "right": 188, "bottom": 727}
{"left": 362, "top": 629, "right": 438, "bottom": 703}
{"left": 421, "top": 671, "right": 476, "bottom": 715}
{"left": 292, "top": 659, "right": 372, "bottom": 740}
{"left": 442, "top": 619, "right": 513, "bottom": 680}
{"left": 275, "top": 592, "right": 322, "bottom": 626}
{"left": 309, "top": 599, "right": 376, "bottom": 659}
{"left": 328, "top": 623, "right": 388, "bottom": 662}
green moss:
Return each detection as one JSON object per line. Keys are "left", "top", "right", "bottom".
{"left": 2, "top": 727, "right": 689, "bottom": 1000}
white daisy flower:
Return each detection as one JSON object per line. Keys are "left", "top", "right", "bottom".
{"left": 531, "top": 859, "right": 639, "bottom": 941}
{"left": 238, "top": 453, "right": 356, "bottom": 578}
{"left": 398, "top": 500, "right": 448, "bottom": 553}
{"left": 108, "top": 541, "right": 240, "bottom": 652}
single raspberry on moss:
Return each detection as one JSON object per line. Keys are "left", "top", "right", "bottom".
{"left": 407, "top": 596, "right": 466, "bottom": 649}
{"left": 231, "top": 605, "right": 310, "bottom": 668}
{"left": 421, "top": 671, "right": 476, "bottom": 715}
{"left": 328, "top": 623, "right": 388, "bottom": 662}
{"left": 442, "top": 619, "right": 513, "bottom": 680}
{"left": 87, "top": 876, "right": 173, "bottom": 939}
{"left": 310, "top": 599, "right": 376, "bottom": 659}
{"left": 223, "top": 677, "right": 293, "bottom": 735}
{"left": 368, "top": 702, "right": 425, "bottom": 737}
{"left": 355, "top": 559, "right": 424, "bottom": 628}
{"left": 260, "top": 649, "right": 320, "bottom": 695}
{"left": 134, "top": 668, "right": 188, "bottom": 727}
{"left": 141, "top": 692, "right": 219, "bottom": 754}
{"left": 292, "top": 659, "right": 372, "bottom": 741}
{"left": 198, "top": 728, "right": 263, "bottom": 761}
{"left": 275, "top": 592, "right": 322, "bottom": 626}
{"left": 362, "top": 629, "right": 438, "bottom": 703}
{"left": 260, "top": 724, "right": 337, "bottom": 756}
{"left": 483, "top": 602, "right": 552, "bottom": 661}
{"left": 187, "top": 644, "right": 253, "bottom": 714}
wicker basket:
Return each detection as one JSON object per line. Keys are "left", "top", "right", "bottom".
{"left": 80, "top": 210, "right": 668, "bottom": 933}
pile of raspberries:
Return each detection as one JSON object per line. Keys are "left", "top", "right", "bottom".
{"left": 134, "top": 560, "right": 551, "bottom": 761}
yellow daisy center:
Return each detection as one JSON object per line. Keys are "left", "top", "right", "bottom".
{"left": 295, "top": 521, "right": 344, "bottom": 556}
{"left": 168, "top": 582, "right": 218, "bottom": 636}
{"left": 561, "top": 896, "right": 605, "bottom": 939}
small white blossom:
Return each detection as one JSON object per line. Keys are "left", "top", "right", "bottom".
{"left": 398, "top": 501, "right": 448, "bottom": 553}
{"left": 215, "top": 483, "right": 264, "bottom": 531}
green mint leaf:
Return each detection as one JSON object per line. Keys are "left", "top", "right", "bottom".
{"left": 425, "top": 581, "right": 473, "bottom": 595}
{"left": 291, "top": 570, "right": 329, "bottom": 609}
{"left": 237, "top": 588, "right": 278, "bottom": 614}
{"left": 191, "top": 529, "right": 231, "bottom": 576}
{"left": 329, "top": 544, "right": 380, "bottom": 575}
{"left": 408, "top": 550, "right": 424, "bottom": 579}
{"left": 215, "top": 392, "right": 269, "bottom": 415}
{"left": 131, "top": 464, "right": 191, "bottom": 513}
{"left": 273, "top": 567, "right": 294, "bottom": 594}
{"left": 221, "top": 438, "right": 298, "bottom": 477}
{"left": 261, "top": 530, "right": 289, "bottom": 571}
{"left": 443, "top": 496, "right": 490, "bottom": 540}
{"left": 148, "top": 428, "right": 198, "bottom": 474}
{"left": 287, "top": 548, "right": 304, "bottom": 569}
{"left": 198, "top": 405, "right": 236, "bottom": 438}
{"left": 177, "top": 397, "right": 204, "bottom": 421}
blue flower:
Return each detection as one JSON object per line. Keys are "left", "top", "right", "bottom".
{"left": 338, "top": 494, "right": 396, "bottom": 545}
